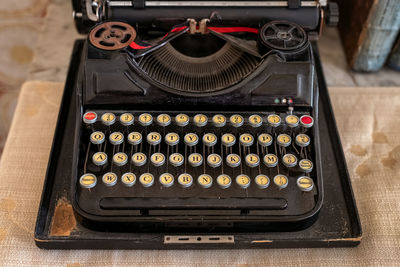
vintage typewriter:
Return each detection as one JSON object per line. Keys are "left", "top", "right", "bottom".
{"left": 35, "top": 0, "right": 362, "bottom": 249}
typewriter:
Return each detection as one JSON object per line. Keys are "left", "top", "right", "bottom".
{"left": 36, "top": 0, "right": 363, "bottom": 249}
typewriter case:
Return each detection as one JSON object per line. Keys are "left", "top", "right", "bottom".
{"left": 34, "top": 0, "right": 362, "bottom": 249}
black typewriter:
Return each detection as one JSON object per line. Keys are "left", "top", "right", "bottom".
{"left": 35, "top": 0, "right": 362, "bottom": 249}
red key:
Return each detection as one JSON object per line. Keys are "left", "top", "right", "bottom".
{"left": 300, "top": 115, "right": 313, "bottom": 128}
{"left": 83, "top": 111, "right": 97, "bottom": 124}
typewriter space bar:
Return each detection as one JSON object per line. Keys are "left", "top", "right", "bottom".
{"left": 100, "top": 197, "right": 287, "bottom": 210}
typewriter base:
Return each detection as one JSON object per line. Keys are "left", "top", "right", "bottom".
{"left": 34, "top": 40, "right": 362, "bottom": 249}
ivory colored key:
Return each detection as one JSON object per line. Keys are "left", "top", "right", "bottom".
{"left": 138, "top": 113, "right": 153, "bottom": 126}
{"left": 267, "top": 114, "right": 281, "bottom": 127}
{"left": 258, "top": 133, "right": 273, "bottom": 147}
{"left": 113, "top": 152, "right": 128, "bottom": 166}
{"left": 299, "top": 159, "right": 313, "bottom": 173}
{"left": 198, "top": 174, "right": 213, "bottom": 188}
{"left": 285, "top": 114, "right": 299, "bottom": 128}
{"left": 165, "top": 132, "right": 180, "bottom": 146}
{"left": 236, "top": 174, "right": 251, "bottom": 189}
{"left": 221, "top": 133, "right": 236, "bottom": 147}
{"left": 255, "top": 174, "right": 270, "bottom": 189}
{"left": 92, "top": 152, "right": 108, "bottom": 166}
{"left": 203, "top": 133, "right": 217, "bottom": 147}
{"left": 193, "top": 114, "right": 208, "bottom": 127}
{"left": 83, "top": 111, "right": 97, "bottom": 124}
{"left": 226, "top": 154, "right": 241, "bottom": 168}
{"left": 188, "top": 153, "right": 203, "bottom": 167}
{"left": 249, "top": 114, "right": 263, "bottom": 128}
{"left": 295, "top": 134, "right": 311, "bottom": 147}
{"left": 178, "top": 173, "right": 193, "bottom": 188}
{"left": 139, "top": 173, "right": 154, "bottom": 187}
{"left": 175, "top": 114, "right": 189, "bottom": 127}
{"left": 217, "top": 174, "right": 232, "bottom": 189}
{"left": 79, "top": 173, "right": 97, "bottom": 189}
{"left": 277, "top": 134, "right": 291, "bottom": 147}
{"left": 101, "top": 113, "right": 116, "bottom": 126}
{"left": 207, "top": 154, "right": 222, "bottom": 168}
{"left": 102, "top": 172, "right": 118, "bottom": 187}
{"left": 239, "top": 133, "right": 254, "bottom": 147}
{"left": 169, "top": 153, "right": 184, "bottom": 167}
{"left": 119, "top": 113, "right": 134, "bottom": 126}
{"left": 184, "top": 133, "right": 199, "bottom": 146}
{"left": 300, "top": 115, "right": 314, "bottom": 128}
{"left": 297, "top": 176, "right": 314, "bottom": 191}
{"left": 156, "top": 114, "right": 171, "bottom": 127}
{"left": 127, "top": 132, "right": 142, "bottom": 145}
{"left": 121, "top": 172, "right": 136, "bottom": 187}
{"left": 245, "top": 154, "right": 260, "bottom": 168}
{"left": 263, "top": 154, "right": 278, "bottom": 167}
{"left": 230, "top": 114, "right": 244, "bottom": 127}
{"left": 150, "top": 153, "right": 166, "bottom": 167}
{"left": 212, "top": 114, "right": 226, "bottom": 127}
{"left": 132, "top": 152, "right": 147, "bottom": 166}
{"left": 282, "top": 153, "right": 298, "bottom": 168}
{"left": 90, "top": 131, "right": 105, "bottom": 145}
{"left": 274, "top": 174, "right": 288, "bottom": 189}
{"left": 159, "top": 173, "right": 174, "bottom": 187}
{"left": 147, "top": 132, "right": 162, "bottom": 146}
{"left": 109, "top": 132, "right": 124, "bottom": 145}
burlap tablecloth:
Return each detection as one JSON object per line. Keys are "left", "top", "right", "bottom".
{"left": 0, "top": 81, "right": 399, "bottom": 266}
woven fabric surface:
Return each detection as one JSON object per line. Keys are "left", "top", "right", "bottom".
{"left": 0, "top": 81, "right": 399, "bottom": 266}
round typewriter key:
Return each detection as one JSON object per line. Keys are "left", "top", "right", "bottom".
{"left": 300, "top": 115, "right": 314, "bottom": 128}
{"left": 249, "top": 114, "right": 263, "bottom": 128}
{"left": 83, "top": 111, "right": 97, "bottom": 124}
{"left": 295, "top": 134, "right": 310, "bottom": 147}
{"left": 245, "top": 154, "right": 260, "bottom": 168}
{"left": 109, "top": 132, "right": 124, "bottom": 145}
{"left": 282, "top": 153, "right": 298, "bottom": 168}
{"left": 102, "top": 172, "right": 117, "bottom": 187}
{"left": 239, "top": 133, "right": 254, "bottom": 147}
{"left": 147, "top": 132, "right": 162, "bottom": 146}
{"left": 203, "top": 133, "right": 217, "bottom": 147}
{"left": 132, "top": 152, "right": 147, "bottom": 166}
{"left": 226, "top": 154, "right": 241, "bottom": 168}
{"left": 151, "top": 153, "right": 165, "bottom": 167}
{"left": 198, "top": 174, "right": 213, "bottom": 188}
{"left": 138, "top": 113, "right": 153, "bottom": 126}
{"left": 127, "top": 132, "right": 142, "bottom": 145}
{"left": 169, "top": 153, "right": 184, "bottom": 167}
{"left": 159, "top": 173, "right": 174, "bottom": 187}
{"left": 156, "top": 114, "right": 171, "bottom": 127}
{"left": 92, "top": 152, "right": 108, "bottom": 166}
{"left": 258, "top": 133, "right": 273, "bottom": 147}
{"left": 285, "top": 115, "right": 299, "bottom": 128}
{"left": 274, "top": 174, "right": 288, "bottom": 189}
{"left": 212, "top": 114, "right": 226, "bottom": 127}
{"left": 165, "top": 132, "right": 180, "bottom": 146}
{"left": 193, "top": 114, "right": 208, "bottom": 127}
{"left": 255, "top": 175, "right": 270, "bottom": 189}
{"left": 90, "top": 131, "right": 105, "bottom": 145}
{"left": 236, "top": 174, "right": 251, "bottom": 189}
{"left": 79, "top": 173, "right": 97, "bottom": 189}
{"left": 119, "top": 113, "right": 134, "bottom": 126}
{"left": 267, "top": 114, "right": 281, "bottom": 127}
{"left": 221, "top": 133, "right": 236, "bottom": 147}
{"left": 139, "top": 173, "right": 154, "bottom": 187}
{"left": 101, "top": 113, "right": 116, "bottom": 126}
{"left": 175, "top": 114, "right": 189, "bottom": 127}
{"left": 184, "top": 133, "right": 199, "bottom": 146}
{"left": 188, "top": 153, "right": 203, "bottom": 167}
{"left": 230, "top": 114, "right": 244, "bottom": 127}
{"left": 207, "top": 154, "right": 222, "bottom": 168}
{"left": 277, "top": 134, "right": 291, "bottom": 147}
{"left": 297, "top": 176, "right": 314, "bottom": 192}
{"left": 263, "top": 154, "right": 278, "bottom": 167}
{"left": 299, "top": 159, "right": 313, "bottom": 173}
{"left": 217, "top": 174, "right": 232, "bottom": 189}
{"left": 178, "top": 173, "right": 193, "bottom": 188}
{"left": 113, "top": 152, "right": 128, "bottom": 166}
{"left": 121, "top": 172, "right": 136, "bottom": 187}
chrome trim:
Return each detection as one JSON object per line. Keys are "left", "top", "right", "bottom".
{"left": 108, "top": 1, "right": 325, "bottom": 7}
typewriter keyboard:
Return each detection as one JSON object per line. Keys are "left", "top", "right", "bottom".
{"left": 76, "top": 110, "right": 319, "bottom": 218}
